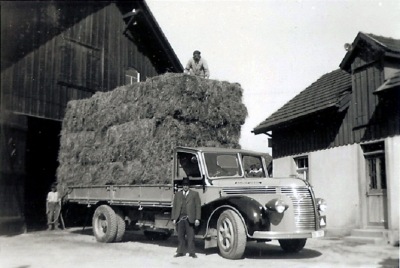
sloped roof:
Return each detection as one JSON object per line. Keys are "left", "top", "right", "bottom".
{"left": 368, "top": 34, "right": 400, "bottom": 53}
{"left": 374, "top": 71, "right": 400, "bottom": 94}
{"left": 120, "top": 0, "right": 183, "bottom": 73}
{"left": 253, "top": 69, "right": 351, "bottom": 134}
{"left": 340, "top": 32, "right": 400, "bottom": 71}
{"left": 1, "top": 0, "right": 183, "bottom": 73}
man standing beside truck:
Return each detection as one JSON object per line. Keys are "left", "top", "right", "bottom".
{"left": 171, "top": 177, "right": 201, "bottom": 258}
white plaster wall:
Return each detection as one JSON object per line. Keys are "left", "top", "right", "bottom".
{"left": 273, "top": 145, "right": 360, "bottom": 235}
{"left": 386, "top": 137, "right": 400, "bottom": 233}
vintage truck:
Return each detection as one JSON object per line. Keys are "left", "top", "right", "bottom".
{"left": 66, "top": 146, "right": 327, "bottom": 259}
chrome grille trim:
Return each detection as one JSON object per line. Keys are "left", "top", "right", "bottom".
{"left": 222, "top": 187, "right": 277, "bottom": 195}
{"left": 281, "top": 187, "right": 316, "bottom": 230}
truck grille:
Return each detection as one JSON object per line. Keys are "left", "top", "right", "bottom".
{"left": 222, "top": 187, "right": 277, "bottom": 195}
{"left": 281, "top": 187, "right": 316, "bottom": 230}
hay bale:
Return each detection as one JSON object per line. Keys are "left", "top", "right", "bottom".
{"left": 57, "top": 73, "right": 247, "bottom": 190}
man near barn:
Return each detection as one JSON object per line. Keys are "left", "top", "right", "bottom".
{"left": 184, "top": 50, "right": 210, "bottom": 79}
{"left": 46, "top": 183, "right": 61, "bottom": 230}
{"left": 171, "top": 177, "right": 201, "bottom": 258}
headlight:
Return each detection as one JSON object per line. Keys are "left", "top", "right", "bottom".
{"left": 316, "top": 198, "right": 327, "bottom": 212}
{"left": 266, "top": 199, "right": 289, "bottom": 213}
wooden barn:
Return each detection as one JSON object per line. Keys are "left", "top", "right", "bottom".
{"left": 0, "top": 0, "right": 183, "bottom": 234}
{"left": 253, "top": 32, "right": 400, "bottom": 245}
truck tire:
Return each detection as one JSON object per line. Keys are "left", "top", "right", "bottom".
{"left": 92, "top": 205, "right": 118, "bottom": 243}
{"left": 217, "top": 209, "right": 247, "bottom": 259}
{"left": 114, "top": 208, "right": 126, "bottom": 242}
{"left": 279, "top": 239, "right": 307, "bottom": 253}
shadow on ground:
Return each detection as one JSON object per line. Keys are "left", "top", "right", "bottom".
{"left": 70, "top": 227, "right": 322, "bottom": 260}
{"left": 378, "top": 257, "right": 400, "bottom": 268}
{"left": 243, "top": 242, "right": 322, "bottom": 259}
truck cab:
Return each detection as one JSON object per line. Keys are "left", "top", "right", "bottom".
{"left": 173, "top": 147, "right": 326, "bottom": 259}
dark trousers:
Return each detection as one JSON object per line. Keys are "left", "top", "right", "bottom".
{"left": 176, "top": 218, "right": 195, "bottom": 254}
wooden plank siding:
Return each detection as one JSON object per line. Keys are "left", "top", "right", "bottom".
{"left": 271, "top": 56, "right": 399, "bottom": 158}
{"left": 271, "top": 109, "right": 349, "bottom": 158}
{"left": 1, "top": 3, "right": 160, "bottom": 121}
{"left": 352, "top": 58, "right": 385, "bottom": 141}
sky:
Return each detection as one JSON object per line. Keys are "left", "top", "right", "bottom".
{"left": 146, "top": 0, "right": 400, "bottom": 155}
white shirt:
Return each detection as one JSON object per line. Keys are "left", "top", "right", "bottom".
{"left": 47, "top": 191, "right": 59, "bottom": 203}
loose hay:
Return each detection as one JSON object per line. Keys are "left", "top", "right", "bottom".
{"left": 57, "top": 73, "right": 247, "bottom": 190}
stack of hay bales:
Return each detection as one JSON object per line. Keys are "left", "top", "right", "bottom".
{"left": 57, "top": 73, "right": 247, "bottom": 189}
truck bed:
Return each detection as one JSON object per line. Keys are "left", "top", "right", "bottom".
{"left": 66, "top": 185, "right": 174, "bottom": 207}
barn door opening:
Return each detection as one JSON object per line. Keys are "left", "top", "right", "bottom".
{"left": 25, "top": 117, "right": 61, "bottom": 231}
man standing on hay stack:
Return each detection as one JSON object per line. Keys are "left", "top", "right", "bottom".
{"left": 172, "top": 177, "right": 201, "bottom": 258}
{"left": 184, "top": 50, "right": 210, "bottom": 79}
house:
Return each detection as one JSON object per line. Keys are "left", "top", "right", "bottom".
{"left": 253, "top": 32, "right": 399, "bottom": 245}
{"left": 0, "top": 0, "right": 183, "bottom": 234}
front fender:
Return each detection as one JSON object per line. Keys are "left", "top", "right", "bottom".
{"left": 201, "top": 196, "right": 269, "bottom": 236}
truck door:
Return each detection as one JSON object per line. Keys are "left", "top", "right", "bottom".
{"left": 175, "top": 152, "right": 203, "bottom": 185}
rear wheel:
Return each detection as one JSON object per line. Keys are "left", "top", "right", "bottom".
{"left": 114, "top": 208, "right": 126, "bottom": 242}
{"left": 92, "top": 205, "right": 118, "bottom": 243}
{"left": 217, "top": 209, "right": 247, "bottom": 259}
{"left": 279, "top": 239, "right": 307, "bottom": 253}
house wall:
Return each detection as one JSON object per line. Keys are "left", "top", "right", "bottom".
{"left": 274, "top": 144, "right": 360, "bottom": 236}
{"left": 385, "top": 136, "right": 400, "bottom": 243}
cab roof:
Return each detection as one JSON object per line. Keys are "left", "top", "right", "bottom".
{"left": 176, "top": 146, "right": 266, "bottom": 156}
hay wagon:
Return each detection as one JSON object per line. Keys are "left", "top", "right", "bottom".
{"left": 65, "top": 146, "right": 327, "bottom": 259}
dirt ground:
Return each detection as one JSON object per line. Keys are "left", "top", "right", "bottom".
{"left": 0, "top": 227, "right": 399, "bottom": 268}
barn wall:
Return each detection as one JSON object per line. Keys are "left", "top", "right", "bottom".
{"left": 0, "top": 112, "right": 28, "bottom": 234}
{"left": 0, "top": 1, "right": 178, "bottom": 234}
{"left": 1, "top": 3, "right": 158, "bottom": 121}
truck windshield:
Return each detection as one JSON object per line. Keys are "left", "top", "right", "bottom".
{"left": 204, "top": 153, "right": 243, "bottom": 178}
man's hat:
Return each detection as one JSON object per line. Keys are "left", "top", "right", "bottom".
{"left": 193, "top": 50, "right": 201, "bottom": 55}
{"left": 182, "top": 177, "right": 190, "bottom": 185}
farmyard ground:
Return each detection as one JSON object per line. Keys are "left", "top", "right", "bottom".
{"left": 1, "top": 227, "right": 398, "bottom": 268}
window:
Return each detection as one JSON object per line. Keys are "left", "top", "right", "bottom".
{"left": 361, "top": 142, "right": 386, "bottom": 192}
{"left": 294, "top": 156, "right": 308, "bottom": 180}
{"left": 243, "top": 155, "right": 265, "bottom": 178}
{"left": 125, "top": 68, "right": 140, "bottom": 84}
{"left": 204, "top": 153, "right": 243, "bottom": 178}
{"left": 176, "top": 152, "right": 201, "bottom": 180}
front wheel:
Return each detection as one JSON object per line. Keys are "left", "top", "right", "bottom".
{"left": 217, "top": 209, "right": 247, "bottom": 259}
{"left": 92, "top": 205, "right": 118, "bottom": 243}
{"left": 279, "top": 239, "right": 307, "bottom": 253}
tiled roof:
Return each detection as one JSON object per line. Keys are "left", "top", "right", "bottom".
{"left": 253, "top": 69, "right": 352, "bottom": 134}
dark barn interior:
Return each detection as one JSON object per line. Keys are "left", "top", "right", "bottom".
{"left": 25, "top": 117, "right": 61, "bottom": 230}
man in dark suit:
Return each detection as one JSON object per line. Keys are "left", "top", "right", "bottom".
{"left": 171, "top": 177, "right": 201, "bottom": 258}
